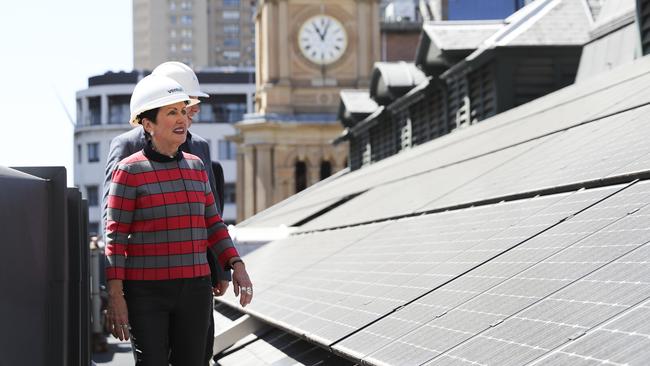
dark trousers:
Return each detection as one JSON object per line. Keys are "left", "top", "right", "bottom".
{"left": 124, "top": 277, "right": 212, "bottom": 366}
{"left": 205, "top": 309, "right": 214, "bottom": 365}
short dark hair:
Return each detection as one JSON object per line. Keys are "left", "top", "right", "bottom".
{"left": 137, "top": 107, "right": 160, "bottom": 125}
{"left": 137, "top": 107, "right": 160, "bottom": 141}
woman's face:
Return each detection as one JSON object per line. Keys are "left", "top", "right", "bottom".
{"left": 143, "top": 101, "right": 189, "bottom": 151}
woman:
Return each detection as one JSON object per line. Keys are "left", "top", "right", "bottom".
{"left": 104, "top": 74, "right": 253, "bottom": 366}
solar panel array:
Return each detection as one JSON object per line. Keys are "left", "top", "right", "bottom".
{"left": 217, "top": 53, "right": 650, "bottom": 365}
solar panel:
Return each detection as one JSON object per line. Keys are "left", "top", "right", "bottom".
{"left": 427, "top": 234, "right": 650, "bottom": 366}
{"left": 301, "top": 138, "right": 546, "bottom": 230}
{"left": 420, "top": 107, "right": 648, "bottom": 212}
{"left": 334, "top": 182, "right": 650, "bottom": 364}
{"left": 343, "top": 182, "right": 650, "bottom": 366}
{"left": 240, "top": 62, "right": 650, "bottom": 230}
{"left": 223, "top": 184, "right": 631, "bottom": 351}
{"left": 533, "top": 300, "right": 650, "bottom": 365}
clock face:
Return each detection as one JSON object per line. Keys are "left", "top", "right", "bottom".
{"left": 298, "top": 15, "right": 348, "bottom": 65}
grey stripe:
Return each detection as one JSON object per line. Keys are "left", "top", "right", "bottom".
{"left": 109, "top": 183, "right": 137, "bottom": 199}
{"left": 128, "top": 228, "right": 208, "bottom": 244}
{"left": 132, "top": 202, "right": 205, "bottom": 221}
{"left": 128, "top": 160, "right": 154, "bottom": 174}
{"left": 126, "top": 253, "right": 208, "bottom": 268}
{"left": 106, "top": 254, "right": 126, "bottom": 267}
{"left": 107, "top": 208, "right": 132, "bottom": 222}
{"left": 211, "top": 237, "right": 235, "bottom": 256}
{"left": 137, "top": 179, "right": 204, "bottom": 195}
{"left": 180, "top": 158, "right": 205, "bottom": 171}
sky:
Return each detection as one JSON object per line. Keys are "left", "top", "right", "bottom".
{"left": 448, "top": 0, "right": 520, "bottom": 20}
{"left": 0, "top": 1, "right": 133, "bottom": 185}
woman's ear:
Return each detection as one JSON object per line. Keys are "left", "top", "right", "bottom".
{"left": 142, "top": 118, "right": 153, "bottom": 135}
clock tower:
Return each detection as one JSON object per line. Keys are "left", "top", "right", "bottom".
{"left": 234, "top": 0, "right": 380, "bottom": 222}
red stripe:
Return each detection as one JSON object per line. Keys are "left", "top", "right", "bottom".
{"left": 107, "top": 195, "right": 135, "bottom": 211}
{"left": 217, "top": 247, "right": 239, "bottom": 269}
{"left": 106, "top": 267, "right": 126, "bottom": 280}
{"left": 124, "top": 265, "right": 210, "bottom": 280}
{"left": 205, "top": 192, "right": 215, "bottom": 206}
{"left": 208, "top": 226, "right": 230, "bottom": 243}
{"left": 130, "top": 215, "right": 206, "bottom": 232}
{"left": 125, "top": 240, "right": 207, "bottom": 256}
{"left": 136, "top": 191, "right": 206, "bottom": 208}
{"left": 106, "top": 220, "right": 131, "bottom": 234}
{"left": 105, "top": 243, "right": 128, "bottom": 256}
{"left": 111, "top": 168, "right": 131, "bottom": 186}
{"left": 205, "top": 213, "right": 222, "bottom": 227}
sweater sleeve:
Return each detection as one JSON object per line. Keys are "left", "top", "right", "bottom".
{"left": 203, "top": 169, "right": 239, "bottom": 269}
{"left": 104, "top": 163, "right": 137, "bottom": 280}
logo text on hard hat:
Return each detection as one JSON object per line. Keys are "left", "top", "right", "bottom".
{"left": 168, "top": 87, "right": 183, "bottom": 94}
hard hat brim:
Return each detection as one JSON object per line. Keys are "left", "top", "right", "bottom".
{"left": 129, "top": 96, "right": 200, "bottom": 126}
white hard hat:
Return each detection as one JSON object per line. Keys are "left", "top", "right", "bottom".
{"left": 152, "top": 61, "right": 209, "bottom": 98}
{"left": 129, "top": 74, "right": 199, "bottom": 126}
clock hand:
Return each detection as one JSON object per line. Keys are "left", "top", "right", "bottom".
{"left": 312, "top": 22, "right": 324, "bottom": 41}
{"left": 322, "top": 19, "right": 331, "bottom": 40}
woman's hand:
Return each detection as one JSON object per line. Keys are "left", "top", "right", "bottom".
{"left": 231, "top": 260, "right": 253, "bottom": 307}
{"left": 105, "top": 280, "right": 130, "bottom": 341}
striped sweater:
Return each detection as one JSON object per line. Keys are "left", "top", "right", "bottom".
{"left": 105, "top": 143, "right": 238, "bottom": 281}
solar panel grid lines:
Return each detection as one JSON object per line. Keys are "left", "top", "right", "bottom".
{"left": 217, "top": 223, "right": 388, "bottom": 310}
{"left": 329, "top": 188, "right": 617, "bottom": 361}
{"left": 241, "top": 61, "right": 650, "bottom": 230}
{"left": 237, "top": 196, "right": 566, "bottom": 349}
{"left": 301, "top": 139, "right": 549, "bottom": 230}
{"left": 420, "top": 107, "right": 648, "bottom": 213}
{"left": 337, "top": 183, "right": 644, "bottom": 365}
{"left": 440, "top": 243, "right": 650, "bottom": 366}
{"left": 414, "top": 201, "right": 650, "bottom": 365}
{"left": 530, "top": 300, "right": 650, "bottom": 366}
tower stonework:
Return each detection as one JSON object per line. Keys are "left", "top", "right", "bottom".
{"left": 235, "top": 0, "right": 381, "bottom": 222}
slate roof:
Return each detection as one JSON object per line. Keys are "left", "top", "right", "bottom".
{"left": 421, "top": 20, "right": 504, "bottom": 51}
{"left": 464, "top": 0, "right": 592, "bottom": 65}
{"left": 217, "top": 54, "right": 650, "bottom": 366}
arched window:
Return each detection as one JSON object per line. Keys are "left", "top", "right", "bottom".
{"left": 295, "top": 160, "right": 307, "bottom": 193}
{"left": 320, "top": 160, "right": 332, "bottom": 180}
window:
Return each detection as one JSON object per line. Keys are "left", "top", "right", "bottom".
{"left": 223, "top": 10, "right": 240, "bottom": 19}
{"left": 108, "top": 95, "right": 130, "bottom": 124}
{"left": 86, "top": 186, "right": 99, "bottom": 207}
{"left": 223, "top": 51, "right": 240, "bottom": 60}
{"left": 223, "top": 0, "right": 240, "bottom": 7}
{"left": 223, "top": 183, "right": 236, "bottom": 204}
{"left": 169, "top": 0, "right": 176, "bottom": 11}
{"left": 181, "top": 28, "right": 192, "bottom": 38}
{"left": 88, "top": 222, "right": 99, "bottom": 236}
{"left": 224, "top": 38, "right": 240, "bottom": 47}
{"left": 87, "top": 142, "right": 100, "bottom": 163}
{"left": 170, "top": 15, "right": 177, "bottom": 24}
{"left": 218, "top": 140, "right": 237, "bottom": 160}
{"left": 77, "top": 144, "right": 82, "bottom": 164}
{"left": 181, "top": 1, "right": 192, "bottom": 10}
{"left": 295, "top": 161, "right": 307, "bottom": 193}
{"left": 181, "top": 42, "right": 192, "bottom": 52}
{"left": 223, "top": 24, "right": 239, "bottom": 34}
{"left": 320, "top": 161, "right": 332, "bottom": 180}
{"left": 181, "top": 15, "right": 192, "bottom": 25}
{"left": 196, "top": 95, "right": 247, "bottom": 123}
{"left": 88, "top": 97, "right": 101, "bottom": 125}
{"left": 76, "top": 99, "right": 82, "bottom": 125}
{"left": 170, "top": 29, "right": 177, "bottom": 38}
{"left": 170, "top": 43, "right": 177, "bottom": 53}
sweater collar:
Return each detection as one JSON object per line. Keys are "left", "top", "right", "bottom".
{"left": 143, "top": 140, "right": 183, "bottom": 162}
